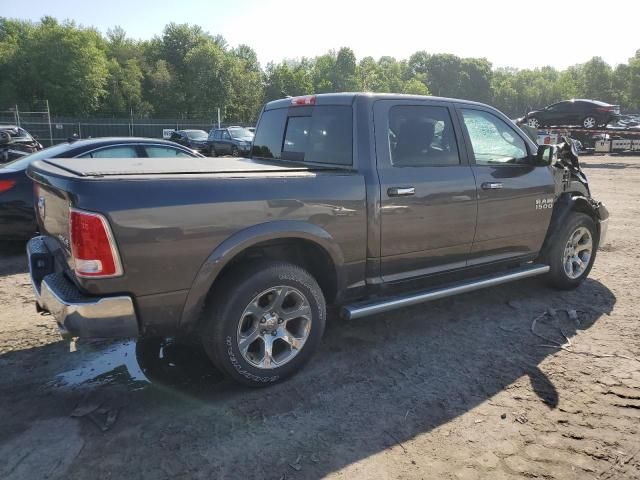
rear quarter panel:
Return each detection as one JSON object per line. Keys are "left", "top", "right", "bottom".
{"left": 70, "top": 171, "right": 367, "bottom": 299}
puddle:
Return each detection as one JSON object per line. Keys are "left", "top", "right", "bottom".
{"left": 52, "top": 340, "right": 148, "bottom": 390}
{"left": 50, "top": 338, "right": 224, "bottom": 391}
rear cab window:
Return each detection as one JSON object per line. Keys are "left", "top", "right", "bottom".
{"left": 252, "top": 103, "right": 353, "bottom": 166}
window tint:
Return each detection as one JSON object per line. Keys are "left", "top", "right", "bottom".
{"left": 461, "top": 110, "right": 528, "bottom": 165}
{"left": 252, "top": 108, "right": 288, "bottom": 159}
{"left": 388, "top": 105, "right": 460, "bottom": 166}
{"left": 213, "top": 130, "right": 222, "bottom": 140}
{"left": 222, "top": 131, "right": 231, "bottom": 140}
{"left": 282, "top": 106, "right": 352, "bottom": 165}
{"left": 80, "top": 146, "right": 138, "bottom": 158}
{"left": 145, "top": 146, "right": 192, "bottom": 158}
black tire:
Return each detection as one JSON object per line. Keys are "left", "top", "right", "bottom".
{"left": 200, "top": 260, "right": 326, "bottom": 387}
{"left": 231, "top": 146, "right": 239, "bottom": 157}
{"left": 582, "top": 116, "right": 597, "bottom": 129}
{"left": 541, "top": 212, "right": 598, "bottom": 290}
{"left": 209, "top": 146, "right": 217, "bottom": 157}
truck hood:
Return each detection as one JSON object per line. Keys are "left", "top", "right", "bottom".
{"left": 37, "top": 156, "right": 331, "bottom": 177}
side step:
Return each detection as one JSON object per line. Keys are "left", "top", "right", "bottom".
{"left": 341, "top": 264, "right": 550, "bottom": 320}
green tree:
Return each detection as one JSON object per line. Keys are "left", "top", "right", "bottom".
{"left": 13, "top": 17, "right": 109, "bottom": 114}
{"left": 579, "top": 57, "right": 612, "bottom": 101}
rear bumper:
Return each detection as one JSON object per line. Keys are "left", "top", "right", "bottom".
{"left": 27, "top": 236, "right": 139, "bottom": 338}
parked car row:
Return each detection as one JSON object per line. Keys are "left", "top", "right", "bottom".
{"left": 0, "top": 137, "right": 202, "bottom": 240}
{"left": 170, "top": 126, "right": 255, "bottom": 156}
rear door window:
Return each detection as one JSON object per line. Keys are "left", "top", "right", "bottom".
{"left": 388, "top": 105, "right": 460, "bottom": 166}
{"left": 253, "top": 106, "right": 352, "bottom": 166}
{"left": 144, "top": 146, "right": 192, "bottom": 158}
{"left": 80, "top": 146, "right": 139, "bottom": 158}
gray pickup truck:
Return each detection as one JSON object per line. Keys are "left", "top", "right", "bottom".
{"left": 27, "top": 93, "right": 609, "bottom": 386}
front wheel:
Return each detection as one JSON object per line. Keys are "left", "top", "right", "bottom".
{"left": 583, "top": 116, "right": 597, "bottom": 129}
{"left": 542, "top": 212, "right": 597, "bottom": 289}
{"left": 200, "top": 261, "right": 326, "bottom": 387}
{"left": 231, "top": 146, "right": 239, "bottom": 157}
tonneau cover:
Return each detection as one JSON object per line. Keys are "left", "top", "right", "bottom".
{"left": 41, "top": 156, "right": 321, "bottom": 177}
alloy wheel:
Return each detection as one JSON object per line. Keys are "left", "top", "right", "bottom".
{"left": 236, "top": 286, "right": 312, "bottom": 369}
{"left": 562, "top": 226, "right": 593, "bottom": 279}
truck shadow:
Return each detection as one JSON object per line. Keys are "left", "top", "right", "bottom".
{"left": 0, "top": 277, "right": 616, "bottom": 479}
{"left": 0, "top": 241, "right": 29, "bottom": 277}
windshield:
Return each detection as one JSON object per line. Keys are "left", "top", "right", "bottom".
{"left": 186, "top": 130, "right": 208, "bottom": 140}
{"left": 229, "top": 127, "right": 254, "bottom": 140}
{"left": 1, "top": 142, "right": 72, "bottom": 170}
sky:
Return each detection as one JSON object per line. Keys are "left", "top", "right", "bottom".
{"left": 2, "top": 0, "right": 638, "bottom": 70}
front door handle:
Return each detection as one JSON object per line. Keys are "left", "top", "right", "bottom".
{"left": 481, "top": 182, "right": 503, "bottom": 190}
{"left": 388, "top": 187, "right": 416, "bottom": 197}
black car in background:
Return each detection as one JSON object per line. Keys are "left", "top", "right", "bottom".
{"left": 207, "top": 126, "right": 254, "bottom": 156}
{"left": 526, "top": 100, "right": 620, "bottom": 129}
{"left": 169, "top": 129, "right": 210, "bottom": 153}
{"left": 0, "top": 137, "right": 202, "bottom": 240}
{"left": 0, "top": 125, "right": 43, "bottom": 162}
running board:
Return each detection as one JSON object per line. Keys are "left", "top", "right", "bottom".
{"left": 341, "top": 264, "right": 550, "bottom": 320}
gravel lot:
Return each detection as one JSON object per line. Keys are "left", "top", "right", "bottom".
{"left": 0, "top": 154, "right": 639, "bottom": 480}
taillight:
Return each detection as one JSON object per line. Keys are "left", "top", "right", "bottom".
{"left": 0, "top": 179, "right": 16, "bottom": 193}
{"left": 291, "top": 95, "right": 316, "bottom": 106}
{"left": 69, "top": 208, "right": 123, "bottom": 278}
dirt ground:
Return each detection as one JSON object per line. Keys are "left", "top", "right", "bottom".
{"left": 1, "top": 154, "right": 639, "bottom": 480}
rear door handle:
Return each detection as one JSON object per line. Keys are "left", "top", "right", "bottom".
{"left": 388, "top": 187, "right": 416, "bottom": 197}
{"left": 481, "top": 182, "right": 503, "bottom": 190}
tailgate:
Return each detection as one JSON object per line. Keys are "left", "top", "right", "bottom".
{"left": 30, "top": 169, "right": 76, "bottom": 275}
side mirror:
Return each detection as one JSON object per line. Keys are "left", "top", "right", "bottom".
{"left": 536, "top": 144, "right": 558, "bottom": 166}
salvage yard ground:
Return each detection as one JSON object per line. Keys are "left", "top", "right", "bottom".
{"left": 0, "top": 154, "right": 639, "bottom": 480}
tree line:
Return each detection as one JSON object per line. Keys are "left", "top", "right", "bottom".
{"left": 1, "top": 17, "right": 639, "bottom": 123}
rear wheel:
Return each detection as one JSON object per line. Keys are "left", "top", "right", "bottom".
{"left": 583, "top": 116, "right": 597, "bottom": 129}
{"left": 542, "top": 212, "right": 597, "bottom": 289}
{"left": 527, "top": 117, "right": 541, "bottom": 128}
{"left": 200, "top": 261, "right": 326, "bottom": 386}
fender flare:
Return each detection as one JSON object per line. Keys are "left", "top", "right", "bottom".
{"left": 539, "top": 193, "right": 607, "bottom": 258}
{"left": 179, "top": 220, "right": 345, "bottom": 330}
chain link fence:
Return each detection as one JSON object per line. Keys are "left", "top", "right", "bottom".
{"left": 1, "top": 105, "right": 252, "bottom": 146}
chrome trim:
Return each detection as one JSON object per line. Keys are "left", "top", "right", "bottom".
{"left": 599, "top": 218, "right": 609, "bottom": 246}
{"left": 342, "top": 264, "right": 550, "bottom": 320}
{"left": 27, "top": 237, "right": 138, "bottom": 338}
{"left": 481, "top": 182, "right": 504, "bottom": 190}
{"left": 388, "top": 187, "right": 415, "bottom": 197}
{"left": 76, "top": 142, "right": 197, "bottom": 158}
{"left": 39, "top": 278, "right": 138, "bottom": 338}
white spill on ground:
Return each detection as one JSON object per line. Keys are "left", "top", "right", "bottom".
{"left": 52, "top": 339, "right": 148, "bottom": 389}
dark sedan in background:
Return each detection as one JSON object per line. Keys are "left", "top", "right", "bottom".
{"left": 169, "top": 129, "right": 210, "bottom": 153}
{"left": 526, "top": 99, "right": 620, "bottom": 129}
{"left": 0, "top": 137, "right": 202, "bottom": 240}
